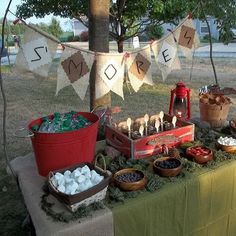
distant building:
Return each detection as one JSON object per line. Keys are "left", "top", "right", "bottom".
{"left": 162, "top": 17, "right": 220, "bottom": 40}
{"left": 71, "top": 18, "right": 88, "bottom": 36}
{"left": 72, "top": 16, "right": 220, "bottom": 41}
{"left": 194, "top": 17, "right": 220, "bottom": 40}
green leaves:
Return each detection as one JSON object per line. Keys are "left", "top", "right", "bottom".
{"left": 16, "top": 0, "right": 236, "bottom": 48}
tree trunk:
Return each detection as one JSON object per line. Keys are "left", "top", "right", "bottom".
{"left": 89, "top": 0, "right": 111, "bottom": 110}
{"left": 117, "top": 38, "right": 124, "bottom": 53}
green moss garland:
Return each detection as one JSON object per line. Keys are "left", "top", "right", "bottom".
{"left": 41, "top": 125, "right": 236, "bottom": 222}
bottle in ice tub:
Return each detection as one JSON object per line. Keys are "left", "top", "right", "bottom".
{"left": 38, "top": 117, "right": 51, "bottom": 133}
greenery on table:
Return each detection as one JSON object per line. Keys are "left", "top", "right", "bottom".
{"left": 41, "top": 184, "right": 106, "bottom": 223}
{"left": 40, "top": 124, "right": 236, "bottom": 222}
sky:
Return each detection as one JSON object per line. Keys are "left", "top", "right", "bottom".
{"left": 0, "top": 0, "right": 72, "bottom": 31}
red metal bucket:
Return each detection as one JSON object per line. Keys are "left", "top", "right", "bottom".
{"left": 28, "top": 112, "right": 99, "bottom": 176}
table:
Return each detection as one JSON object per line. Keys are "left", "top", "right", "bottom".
{"left": 11, "top": 153, "right": 236, "bottom": 236}
{"left": 10, "top": 153, "right": 114, "bottom": 236}
{"left": 112, "top": 161, "right": 236, "bottom": 236}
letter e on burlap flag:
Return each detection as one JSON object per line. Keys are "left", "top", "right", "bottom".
{"left": 158, "top": 41, "right": 177, "bottom": 68}
{"left": 152, "top": 35, "right": 181, "bottom": 81}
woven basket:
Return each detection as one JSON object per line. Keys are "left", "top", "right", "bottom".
{"left": 48, "top": 154, "right": 111, "bottom": 211}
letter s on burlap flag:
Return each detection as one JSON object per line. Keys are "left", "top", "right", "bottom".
{"left": 56, "top": 47, "right": 93, "bottom": 100}
{"left": 126, "top": 45, "right": 153, "bottom": 92}
{"left": 151, "top": 36, "right": 181, "bottom": 81}
{"left": 15, "top": 25, "right": 58, "bottom": 77}
{"left": 96, "top": 52, "right": 125, "bottom": 99}
{"left": 175, "top": 17, "right": 200, "bottom": 59}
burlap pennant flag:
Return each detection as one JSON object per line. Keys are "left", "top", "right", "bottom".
{"left": 152, "top": 36, "right": 181, "bottom": 81}
{"left": 151, "top": 40, "right": 159, "bottom": 62}
{"left": 126, "top": 45, "right": 153, "bottom": 92}
{"left": 175, "top": 17, "right": 200, "bottom": 59}
{"left": 97, "top": 52, "right": 125, "bottom": 99}
{"left": 57, "top": 47, "right": 93, "bottom": 100}
{"left": 15, "top": 25, "right": 58, "bottom": 77}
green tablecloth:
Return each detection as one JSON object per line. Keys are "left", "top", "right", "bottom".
{"left": 112, "top": 160, "right": 236, "bottom": 236}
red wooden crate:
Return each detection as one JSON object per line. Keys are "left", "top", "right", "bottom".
{"left": 105, "top": 114, "right": 194, "bottom": 159}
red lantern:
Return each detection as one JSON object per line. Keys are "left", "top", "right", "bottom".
{"left": 169, "top": 82, "right": 191, "bottom": 120}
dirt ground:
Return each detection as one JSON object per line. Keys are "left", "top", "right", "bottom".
{"left": 0, "top": 56, "right": 236, "bottom": 234}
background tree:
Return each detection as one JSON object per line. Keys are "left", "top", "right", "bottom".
{"left": 16, "top": 0, "right": 236, "bottom": 52}
{"left": 145, "top": 25, "right": 164, "bottom": 40}
{"left": 15, "top": 0, "right": 193, "bottom": 52}
{"left": 48, "top": 17, "right": 63, "bottom": 38}
{"left": 35, "top": 17, "right": 63, "bottom": 38}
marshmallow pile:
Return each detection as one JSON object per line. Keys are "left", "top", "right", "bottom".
{"left": 218, "top": 136, "right": 236, "bottom": 146}
{"left": 50, "top": 165, "right": 104, "bottom": 195}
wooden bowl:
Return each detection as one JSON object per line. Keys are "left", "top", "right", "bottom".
{"left": 216, "top": 141, "right": 236, "bottom": 154}
{"left": 153, "top": 157, "right": 182, "bottom": 177}
{"left": 186, "top": 146, "right": 213, "bottom": 164}
{"left": 113, "top": 168, "right": 147, "bottom": 191}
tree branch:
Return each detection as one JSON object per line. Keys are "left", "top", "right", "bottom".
{"left": 200, "top": 0, "right": 218, "bottom": 86}
{"left": 0, "top": 0, "right": 16, "bottom": 178}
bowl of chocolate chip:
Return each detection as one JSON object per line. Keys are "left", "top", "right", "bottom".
{"left": 153, "top": 157, "right": 182, "bottom": 177}
{"left": 113, "top": 168, "right": 147, "bottom": 191}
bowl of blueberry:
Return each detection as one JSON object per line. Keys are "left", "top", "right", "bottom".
{"left": 153, "top": 157, "right": 182, "bottom": 177}
{"left": 113, "top": 168, "right": 147, "bottom": 191}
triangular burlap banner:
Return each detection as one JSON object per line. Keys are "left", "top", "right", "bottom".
{"left": 97, "top": 52, "right": 125, "bottom": 99}
{"left": 57, "top": 47, "right": 93, "bottom": 100}
{"left": 15, "top": 25, "right": 58, "bottom": 77}
{"left": 126, "top": 45, "right": 153, "bottom": 92}
{"left": 152, "top": 35, "right": 181, "bottom": 81}
{"left": 175, "top": 17, "right": 200, "bottom": 59}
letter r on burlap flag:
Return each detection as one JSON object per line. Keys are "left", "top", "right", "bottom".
{"left": 126, "top": 45, "right": 153, "bottom": 92}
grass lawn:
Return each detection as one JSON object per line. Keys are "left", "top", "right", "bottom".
{"left": 1, "top": 55, "right": 236, "bottom": 234}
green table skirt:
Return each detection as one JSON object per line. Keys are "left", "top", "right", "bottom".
{"left": 112, "top": 160, "right": 236, "bottom": 236}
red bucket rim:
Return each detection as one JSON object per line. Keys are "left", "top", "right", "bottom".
{"left": 28, "top": 111, "right": 99, "bottom": 134}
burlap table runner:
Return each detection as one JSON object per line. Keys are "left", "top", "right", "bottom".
{"left": 10, "top": 153, "right": 114, "bottom": 236}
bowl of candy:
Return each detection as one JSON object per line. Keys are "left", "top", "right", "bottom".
{"left": 216, "top": 136, "right": 236, "bottom": 154}
{"left": 186, "top": 146, "right": 213, "bottom": 164}
{"left": 113, "top": 168, "right": 147, "bottom": 191}
{"left": 153, "top": 157, "right": 182, "bottom": 177}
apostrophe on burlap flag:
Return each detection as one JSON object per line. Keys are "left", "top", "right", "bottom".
{"left": 15, "top": 25, "right": 58, "bottom": 77}
{"left": 175, "top": 17, "right": 200, "bottom": 59}
{"left": 57, "top": 47, "right": 93, "bottom": 100}
{"left": 126, "top": 45, "right": 153, "bottom": 92}
{"left": 97, "top": 53, "right": 125, "bottom": 99}
{"left": 152, "top": 36, "right": 181, "bottom": 81}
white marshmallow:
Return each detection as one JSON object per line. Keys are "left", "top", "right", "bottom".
{"left": 218, "top": 136, "right": 236, "bottom": 146}
{"left": 64, "top": 170, "right": 71, "bottom": 177}
{"left": 71, "top": 169, "right": 82, "bottom": 178}
{"left": 77, "top": 174, "right": 86, "bottom": 183}
{"left": 57, "top": 184, "right": 66, "bottom": 193}
{"left": 81, "top": 165, "right": 90, "bottom": 174}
